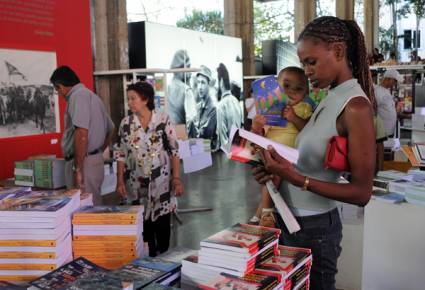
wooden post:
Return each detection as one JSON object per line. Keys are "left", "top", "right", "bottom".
{"left": 294, "top": 0, "right": 316, "bottom": 41}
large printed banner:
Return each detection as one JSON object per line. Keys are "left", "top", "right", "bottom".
{"left": 0, "top": 48, "right": 60, "bottom": 138}
{"left": 0, "top": 0, "right": 92, "bottom": 179}
{"left": 130, "top": 22, "right": 244, "bottom": 150}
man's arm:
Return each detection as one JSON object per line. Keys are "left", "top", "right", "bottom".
{"left": 73, "top": 127, "right": 88, "bottom": 190}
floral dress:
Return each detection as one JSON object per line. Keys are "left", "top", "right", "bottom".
{"left": 114, "top": 110, "right": 179, "bottom": 221}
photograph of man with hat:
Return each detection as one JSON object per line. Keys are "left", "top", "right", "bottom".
{"left": 168, "top": 49, "right": 197, "bottom": 126}
{"left": 373, "top": 68, "right": 404, "bottom": 137}
{"left": 187, "top": 65, "right": 217, "bottom": 149}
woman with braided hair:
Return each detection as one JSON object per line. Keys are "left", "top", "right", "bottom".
{"left": 253, "top": 16, "right": 376, "bottom": 290}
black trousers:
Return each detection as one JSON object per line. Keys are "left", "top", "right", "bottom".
{"left": 143, "top": 213, "right": 171, "bottom": 257}
{"left": 277, "top": 207, "right": 342, "bottom": 290}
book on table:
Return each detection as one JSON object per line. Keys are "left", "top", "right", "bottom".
{"left": 198, "top": 271, "right": 280, "bottom": 290}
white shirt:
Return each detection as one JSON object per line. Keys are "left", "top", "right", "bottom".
{"left": 374, "top": 84, "right": 397, "bottom": 136}
{"left": 245, "top": 97, "right": 256, "bottom": 119}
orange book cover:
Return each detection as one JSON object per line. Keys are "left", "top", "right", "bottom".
{"left": 0, "top": 275, "right": 39, "bottom": 282}
{"left": 0, "top": 252, "right": 56, "bottom": 259}
{"left": 0, "top": 264, "right": 56, "bottom": 270}
{"left": 0, "top": 240, "right": 56, "bottom": 247}
{"left": 73, "top": 235, "right": 137, "bottom": 241}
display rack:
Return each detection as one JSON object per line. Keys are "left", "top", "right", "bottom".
{"left": 94, "top": 67, "right": 200, "bottom": 115}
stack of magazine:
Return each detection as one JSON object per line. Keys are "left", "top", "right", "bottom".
{"left": 0, "top": 188, "right": 80, "bottom": 284}
{"left": 28, "top": 256, "right": 182, "bottom": 290}
{"left": 181, "top": 223, "right": 280, "bottom": 287}
{"left": 71, "top": 206, "right": 144, "bottom": 269}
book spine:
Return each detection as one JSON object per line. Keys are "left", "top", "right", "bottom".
{"left": 72, "top": 213, "right": 137, "bottom": 220}
{"left": 0, "top": 264, "right": 56, "bottom": 270}
{"left": 0, "top": 240, "right": 56, "bottom": 247}
{"left": 72, "top": 219, "right": 137, "bottom": 225}
{"left": 0, "top": 252, "right": 57, "bottom": 259}
{"left": 72, "top": 235, "right": 137, "bottom": 241}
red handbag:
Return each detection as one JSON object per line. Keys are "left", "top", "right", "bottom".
{"left": 324, "top": 136, "right": 350, "bottom": 172}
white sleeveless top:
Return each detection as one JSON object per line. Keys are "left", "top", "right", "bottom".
{"left": 279, "top": 79, "right": 369, "bottom": 215}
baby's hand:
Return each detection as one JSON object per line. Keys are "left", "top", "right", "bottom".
{"left": 252, "top": 114, "right": 266, "bottom": 135}
{"left": 282, "top": 105, "right": 296, "bottom": 122}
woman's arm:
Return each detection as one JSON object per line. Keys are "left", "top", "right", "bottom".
{"left": 254, "top": 97, "right": 375, "bottom": 206}
{"left": 116, "top": 161, "right": 127, "bottom": 198}
{"left": 164, "top": 114, "right": 184, "bottom": 196}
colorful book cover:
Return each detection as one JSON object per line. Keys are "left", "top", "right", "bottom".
{"left": 199, "top": 272, "right": 279, "bottom": 290}
{"left": 256, "top": 245, "right": 312, "bottom": 280}
{"left": 73, "top": 206, "right": 142, "bottom": 220}
{"left": 228, "top": 129, "right": 263, "bottom": 167}
{"left": 201, "top": 223, "right": 280, "bottom": 254}
{"left": 252, "top": 76, "right": 288, "bottom": 127}
{"left": 308, "top": 88, "right": 327, "bottom": 107}
{"left": 29, "top": 257, "right": 106, "bottom": 290}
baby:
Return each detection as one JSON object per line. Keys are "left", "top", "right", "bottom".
{"left": 250, "top": 66, "right": 313, "bottom": 227}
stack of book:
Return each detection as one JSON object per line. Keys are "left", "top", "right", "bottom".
{"left": 181, "top": 223, "right": 280, "bottom": 287}
{"left": 14, "top": 160, "right": 34, "bottom": 187}
{"left": 198, "top": 271, "right": 280, "bottom": 290}
{"left": 33, "top": 159, "right": 65, "bottom": 189}
{"left": 0, "top": 189, "right": 80, "bottom": 284}
{"left": 71, "top": 205, "right": 144, "bottom": 269}
{"left": 255, "top": 245, "right": 312, "bottom": 290}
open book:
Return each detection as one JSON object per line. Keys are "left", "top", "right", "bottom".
{"left": 223, "top": 127, "right": 301, "bottom": 234}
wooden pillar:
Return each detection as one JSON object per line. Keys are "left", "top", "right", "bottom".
{"left": 224, "top": 0, "right": 254, "bottom": 98}
{"left": 336, "top": 0, "right": 355, "bottom": 20}
{"left": 364, "top": 0, "right": 379, "bottom": 53}
{"left": 294, "top": 0, "right": 316, "bottom": 41}
{"left": 91, "top": 0, "right": 129, "bottom": 132}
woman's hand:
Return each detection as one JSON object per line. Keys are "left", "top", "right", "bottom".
{"left": 261, "top": 146, "right": 297, "bottom": 181}
{"left": 116, "top": 181, "right": 127, "bottom": 199}
{"left": 172, "top": 178, "right": 184, "bottom": 197}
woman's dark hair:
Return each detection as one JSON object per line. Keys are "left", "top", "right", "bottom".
{"left": 127, "top": 81, "right": 155, "bottom": 111}
{"left": 298, "top": 16, "right": 376, "bottom": 111}
{"left": 50, "top": 66, "right": 80, "bottom": 87}
{"left": 217, "top": 63, "right": 230, "bottom": 90}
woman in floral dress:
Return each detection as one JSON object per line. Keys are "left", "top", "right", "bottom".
{"left": 114, "top": 81, "right": 184, "bottom": 257}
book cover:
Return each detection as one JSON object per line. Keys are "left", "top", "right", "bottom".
{"left": 200, "top": 223, "right": 280, "bottom": 254}
{"left": 142, "top": 283, "right": 180, "bottom": 290}
{"left": 256, "top": 245, "right": 312, "bottom": 281}
{"left": 0, "top": 281, "right": 26, "bottom": 289}
{"left": 0, "top": 186, "right": 31, "bottom": 196}
{"left": 131, "top": 257, "right": 181, "bottom": 273}
{"left": 73, "top": 206, "right": 142, "bottom": 220}
{"left": 28, "top": 257, "right": 106, "bottom": 290}
{"left": 63, "top": 272, "right": 132, "bottom": 290}
{"left": 252, "top": 76, "right": 288, "bottom": 127}
{"left": 228, "top": 129, "right": 263, "bottom": 167}
{"left": 199, "top": 272, "right": 279, "bottom": 290}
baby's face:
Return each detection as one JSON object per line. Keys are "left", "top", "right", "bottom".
{"left": 278, "top": 72, "right": 308, "bottom": 105}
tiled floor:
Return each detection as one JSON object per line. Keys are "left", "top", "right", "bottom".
{"left": 103, "top": 152, "right": 262, "bottom": 250}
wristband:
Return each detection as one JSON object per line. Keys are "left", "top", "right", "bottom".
{"left": 301, "top": 176, "right": 310, "bottom": 191}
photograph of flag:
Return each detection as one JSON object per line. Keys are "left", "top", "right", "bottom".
{"left": 0, "top": 48, "right": 59, "bottom": 138}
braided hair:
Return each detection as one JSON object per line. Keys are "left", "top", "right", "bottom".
{"left": 298, "top": 16, "right": 376, "bottom": 111}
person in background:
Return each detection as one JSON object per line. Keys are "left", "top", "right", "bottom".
{"left": 114, "top": 81, "right": 184, "bottom": 257}
{"left": 187, "top": 65, "right": 218, "bottom": 149}
{"left": 50, "top": 66, "right": 114, "bottom": 205}
{"left": 168, "top": 50, "right": 197, "bottom": 126}
{"left": 249, "top": 67, "right": 313, "bottom": 227}
{"left": 374, "top": 115, "right": 387, "bottom": 173}
{"left": 216, "top": 63, "right": 243, "bottom": 148}
{"left": 411, "top": 50, "right": 422, "bottom": 62}
{"left": 374, "top": 69, "right": 403, "bottom": 137}
{"left": 253, "top": 16, "right": 376, "bottom": 290}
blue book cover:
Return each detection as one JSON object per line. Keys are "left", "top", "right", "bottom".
{"left": 64, "top": 272, "right": 132, "bottom": 290}
{"left": 29, "top": 257, "right": 107, "bottom": 290}
{"left": 111, "top": 263, "right": 169, "bottom": 289}
{"left": 131, "top": 257, "right": 180, "bottom": 273}
{"left": 251, "top": 76, "right": 288, "bottom": 127}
